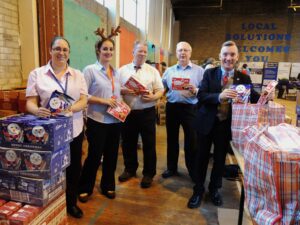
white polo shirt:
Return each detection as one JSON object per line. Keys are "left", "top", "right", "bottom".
{"left": 118, "top": 63, "right": 164, "bottom": 110}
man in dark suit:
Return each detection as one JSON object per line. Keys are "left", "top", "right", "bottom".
{"left": 187, "top": 40, "right": 260, "bottom": 209}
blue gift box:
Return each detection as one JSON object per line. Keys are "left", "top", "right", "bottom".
{"left": 0, "top": 145, "right": 70, "bottom": 179}
{"left": 0, "top": 115, "right": 73, "bottom": 152}
{"left": 0, "top": 172, "right": 65, "bottom": 206}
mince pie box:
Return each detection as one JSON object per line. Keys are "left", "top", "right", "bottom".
{"left": 0, "top": 206, "right": 14, "bottom": 220}
{"left": 107, "top": 101, "right": 131, "bottom": 122}
{"left": 230, "top": 84, "right": 251, "bottom": 104}
{"left": 8, "top": 212, "right": 31, "bottom": 225}
{"left": 0, "top": 148, "right": 22, "bottom": 171}
{"left": 171, "top": 77, "right": 190, "bottom": 90}
{"left": 0, "top": 172, "right": 66, "bottom": 206}
{"left": 20, "top": 145, "right": 70, "bottom": 179}
{"left": 16, "top": 208, "right": 35, "bottom": 221}
{"left": 22, "top": 205, "right": 41, "bottom": 218}
{"left": 0, "top": 199, "right": 6, "bottom": 207}
{"left": 4, "top": 201, "right": 22, "bottom": 211}
{"left": 0, "top": 145, "right": 70, "bottom": 179}
{"left": 0, "top": 173, "right": 17, "bottom": 196}
{"left": 0, "top": 115, "right": 73, "bottom": 152}
{"left": 27, "top": 193, "right": 66, "bottom": 225}
{"left": 0, "top": 115, "right": 37, "bottom": 144}
{"left": 46, "top": 90, "right": 74, "bottom": 116}
{"left": 124, "top": 76, "right": 149, "bottom": 94}
{"left": 11, "top": 173, "right": 66, "bottom": 206}
{"left": 23, "top": 117, "right": 73, "bottom": 152}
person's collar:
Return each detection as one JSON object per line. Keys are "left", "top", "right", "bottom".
{"left": 45, "top": 61, "right": 71, "bottom": 76}
{"left": 177, "top": 61, "right": 192, "bottom": 69}
{"left": 221, "top": 67, "right": 234, "bottom": 77}
{"left": 132, "top": 62, "right": 143, "bottom": 69}
{"left": 96, "top": 60, "right": 106, "bottom": 71}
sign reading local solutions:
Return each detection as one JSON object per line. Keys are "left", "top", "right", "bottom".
{"left": 226, "top": 23, "right": 291, "bottom": 62}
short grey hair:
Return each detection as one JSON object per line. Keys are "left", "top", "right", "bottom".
{"left": 133, "top": 40, "right": 148, "bottom": 51}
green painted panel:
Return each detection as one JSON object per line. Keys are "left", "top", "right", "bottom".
{"left": 64, "top": 0, "right": 101, "bottom": 70}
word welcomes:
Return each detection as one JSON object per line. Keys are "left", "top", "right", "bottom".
{"left": 226, "top": 23, "right": 291, "bottom": 62}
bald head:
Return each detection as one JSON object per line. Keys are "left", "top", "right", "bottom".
{"left": 176, "top": 42, "right": 192, "bottom": 66}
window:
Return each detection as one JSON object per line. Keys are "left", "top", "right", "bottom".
{"left": 120, "top": 0, "right": 137, "bottom": 25}
{"left": 137, "top": 0, "right": 148, "bottom": 32}
{"left": 95, "top": 0, "right": 104, "bottom": 5}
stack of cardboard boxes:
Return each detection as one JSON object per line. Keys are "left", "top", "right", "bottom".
{"left": 156, "top": 98, "right": 166, "bottom": 125}
{"left": 0, "top": 114, "right": 73, "bottom": 224}
{"left": 0, "top": 90, "right": 27, "bottom": 118}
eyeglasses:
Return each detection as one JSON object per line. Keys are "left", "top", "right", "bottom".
{"left": 177, "top": 48, "right": 191, "bottom": 53}
{"left": 52, "top": 47, "right": 69, "bottom": 53}
{"left": 101, "top": 47, "right": 114, "bottom": 51}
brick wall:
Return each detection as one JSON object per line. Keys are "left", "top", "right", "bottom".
{"left": 180, "top": 14, "right": 300, "bottom": 65}
{"left": 0, "top": 0, "right": 22, "bottom": 90}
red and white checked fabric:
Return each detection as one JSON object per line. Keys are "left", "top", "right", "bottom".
{"left": 243, "top": 125, "right": 300, "bottom": 225}
{"left": 231, "top": 101, "right": 285, "bottom": 155}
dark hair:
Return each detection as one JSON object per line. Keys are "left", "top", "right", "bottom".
{"left": 160, "top": 61, "right": 167, "bottom": 67}
{"left": 50, "top": 36, "right": 70, "bottom": 49}
{"left": 222, "top": 40, "right": 237, "bottom": 48}
{"left": 242, "top": 64, "right": 247, "bottom": 68}
{"left": 50, "top": 36, "right": 70, "bottom": 64}
{"left": 95, "top": 38, "right": 115, "bottom": 58}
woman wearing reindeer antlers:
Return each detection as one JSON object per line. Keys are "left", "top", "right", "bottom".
{"left": 78, "top": 26, "right": 123, "bottom": 202}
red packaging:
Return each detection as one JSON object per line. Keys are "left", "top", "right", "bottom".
{"left": 124, "top": 76, "right": 149, "bottom": 94}
{"left": 22, "top": 205, "right": 41, "bottom": 218}
{"left": 4, "top": 202, "right": 22, "bottom": 211}
{"left": 171, "top": 77, "right": 190, "bottom": 90}
{"left": 0, "top": 206, "right": 14, "bottom": 220}
{"left": 107, "top": 101, "right": 131, "bottom": 122}
{"left": 0, "top": 199, "right": 6, "bottom": 207}
{"left": 8, "top": 212, "right": 30, "bottom": 225}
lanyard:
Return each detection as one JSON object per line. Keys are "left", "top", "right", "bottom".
{"left": 106, "top": 66, "right": 115, "bottom": 95}
{"left": 50, "top": 72, "right": 69, "bottom": 94}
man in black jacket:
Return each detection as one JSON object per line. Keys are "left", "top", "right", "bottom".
{"left": 188, "top": 40, "right": 260, "bottom": 208}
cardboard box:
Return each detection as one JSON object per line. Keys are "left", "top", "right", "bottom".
{"left": 0, "top": 172, "right": 65, "bottom": 206}
{"left": 9, "top": 212, "right": 31, "bottom": 225}
{"left": 156, "top": 101, "right": 166, "bottom": 114}
{"left": 0, "top": 145, "right": 70, "bottom": 179}
{"left": 0, "top": 199, "right": 6, "bottom": 207}
{"left": 28, "top": 193, "right": 66, "bottom": 225}
{"left": 17, "top": 91, "right": 26, "bottom": 114}
{"left": 0, "top": 91, "right": 19, "bottom": 111}
{"left": 0, "top": 110, "right": 18, "bottom": 118}
{"left": 157, "top": 113, "right": 166, "bottom": 125}
{"left": 0, "top": 115, "right": 73, "bottom": 152}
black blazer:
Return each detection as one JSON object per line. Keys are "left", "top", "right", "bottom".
{"left": 194, "top": 67, "right": 260, "bottom": 135}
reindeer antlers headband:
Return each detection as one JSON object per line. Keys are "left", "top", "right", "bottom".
{"left": 94, "top": 26, "right": 121, "bottom": 40}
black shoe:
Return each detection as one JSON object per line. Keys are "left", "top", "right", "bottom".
{"left": 187, "top": 193, "right": 203, "bottom": 209}
{"left": 78, "top": 193, "right": 90, "bottom": 203}
{"left": 162, "top": 169, "right": 179, "bottom": 179}
{"left": 102, "top": 190, "right": 116, "bottom": 199}
{"left": 67, "top": 205, "right": 83, "bottom": 218}
{"left": 118, "top": 171, "right": 136, "bottom": 182}
{"left": 209, "top": 190, "right": 223, "bottom": 206}
{"left": 140, "top": 176, "right": 153, "bottom": 188}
